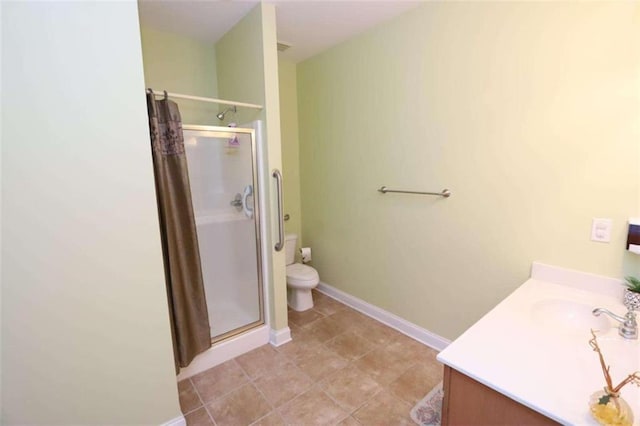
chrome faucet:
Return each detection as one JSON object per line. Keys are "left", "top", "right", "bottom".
{"left": 592, "top": 306, "right": 638, "bottom": 340}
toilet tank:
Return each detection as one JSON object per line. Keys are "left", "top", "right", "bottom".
{"left": 285, "top": 234, "right": 297, "bottom": 265}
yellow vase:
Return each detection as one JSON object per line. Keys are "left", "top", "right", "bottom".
{"left": 589, "top": 390, "right": 634, "bottom": 426}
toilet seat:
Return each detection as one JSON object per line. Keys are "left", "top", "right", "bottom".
{"left": 286, "top": 263, "right": 319, "bottom": 287}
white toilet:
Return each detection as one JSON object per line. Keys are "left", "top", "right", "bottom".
{"left": 285, "top": 234, "right": 320, "bottom": 311}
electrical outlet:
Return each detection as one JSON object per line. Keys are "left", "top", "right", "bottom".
{"left": 591, "top": 218, "right": 612, "bottom": 243}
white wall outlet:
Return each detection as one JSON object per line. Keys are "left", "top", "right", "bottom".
{"left": 591, "top": 218, "right": 612, "bottom": 243}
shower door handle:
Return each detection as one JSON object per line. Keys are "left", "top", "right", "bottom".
{"left": 272, "top": 169, "right": 284, "bottom": 252}
{"left": 241, "top": 185, "right": 254, "bottom": 218}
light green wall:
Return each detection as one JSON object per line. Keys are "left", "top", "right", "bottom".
{"left": 140, "top": 26, "right": 218, "bottom": 125}
{"left": 216, "top": 8, "right": 264, "bottom": 126}
{"left": 2, "top": 2, "right": 180, "bottom": 423}
{"left": 278, "top": 59, "right": 303, "bottom": 244}
{"left": 298, "top": 1, "right": 640, "bottom": 340}
{"left": 216, "top": 4, "right": 288, "bottom": 330}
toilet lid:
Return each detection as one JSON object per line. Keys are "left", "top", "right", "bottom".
{"left": 286, "top": 263, "right": 319, "bottom": 281}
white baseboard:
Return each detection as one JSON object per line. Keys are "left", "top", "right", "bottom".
{"left": 269, "top": 327, "right": 292, "bottom": 346}
{"left": 161, "top": 415, "right": 186, "bottom": 426}
{"left": 316, "top": 282, "right": 450, "bottom": 352}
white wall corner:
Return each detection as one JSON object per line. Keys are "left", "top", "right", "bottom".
{"left": 269, "top": 327, "right": 292, "bottom": 347}
{"left": 316, "top": 282, "right": 450, "bottom": 352}
{"left": 161, "top": 415, "right": 186, "bottom": 426}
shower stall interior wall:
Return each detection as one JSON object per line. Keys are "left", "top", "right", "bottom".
{"left": 178, "top": 124, "right": 268, "bottom": 379}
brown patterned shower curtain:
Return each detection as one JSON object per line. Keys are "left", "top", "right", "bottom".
{"left": 146, "top": 91, "right": 211, "bottom": 370}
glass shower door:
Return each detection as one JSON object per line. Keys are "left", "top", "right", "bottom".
{"left": 183, "top": 126, "right": 263, "bottom": 342}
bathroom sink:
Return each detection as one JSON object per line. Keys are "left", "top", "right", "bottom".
{"left": 530, "top": 299, "right": 612, "bottom": 336}
{"left": 596, "top": 336, "right": 640, "bottom": 372}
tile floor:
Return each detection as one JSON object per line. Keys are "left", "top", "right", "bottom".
{"left": 177, "top": 290, "right": 443, "bottom": 425}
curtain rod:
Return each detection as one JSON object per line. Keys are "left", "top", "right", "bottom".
{"left": 147, "top": 88, "right": 263, "bottom": 110}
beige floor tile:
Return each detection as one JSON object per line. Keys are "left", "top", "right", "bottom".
{"left": 178, "top": 294, "right": 445, "bottom": 424}
{"left": 388, "top": 361, "right": 444, "bottom": 405}
{"left": 288, "top": 321, "right": 304, "bottom": 335}
{"left": 251, "top": 411, "right": 285, "bottom": 426}
{"left": 275, "top": 332, "right": 323, "bottom": 361}
{"left": 236, "top": 344, "right": 290, "bottom": 380}
{"left": 336, "top": 416, "right": 362, "bottom": 426}
{"left": 325, "top": 331, "right": 376, "bottom": 360}
{"left": 352, "top": 347, "right": 410, "bottom": 385}
{"left": 352, "top": 321, "right": 403, "bottom": 346}
{"left": 385, "top": 334, "right": 439, "bottom": 366}
{"left": 322, "top": 366, "right": 384, "bottom": 412}
{"left": 311, "top": 289, "right": 328, "bottom": 300}
{"left": 293, "top": 321, "right": 332, "bottom": 346}
{"left": 184, "top": 407, "right": 214, "bottom": 426}
{"left": 290, "top": 321, "right": 313, "bottom": 338}
{"left": 352, "top": 390, "right": 414, "bottom": 426}
{"left": 294, "top": 345, "right": 349, "bottom": 381}
{"left": 191, "top": 360, "right": 248, "bottom": 404}
{"left": 279, "top": 387, "right": 349, "bottom": 425}
{"left": 328, "top": 309, "right": 371, "bottom": 333}
{"left": 178, "top": 379, "right": 202, "bottom": 414}
{"left": 304, "top": 315, "right": 347, "bottom": 342}
{"left": 208, "top": 383, "right": 272, "bottom": 426}
{"left": 254, "top": 363, "right": 314, "bottom": 407}
{"left": 288, "top": 309, "right": 324, "bottom": 327}
{"left": 312, "top": 295, "right": 347, "bottom": 316}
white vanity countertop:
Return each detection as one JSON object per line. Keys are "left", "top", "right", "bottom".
{"left": 437, "top": 262, "right": 640, "bottom": 425}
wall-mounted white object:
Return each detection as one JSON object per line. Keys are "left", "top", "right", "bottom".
{"left": 626, "top": 218, "right": 640, "bottom": 254}
{"left": 591, "top": 218, "right": 612, "bottom": 243}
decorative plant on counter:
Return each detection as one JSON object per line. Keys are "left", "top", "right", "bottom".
{"left": 623, "top": 276, "right": 640, "bottom": 311}
{"left": 588, "top": 330, "right": 639, "bottom": 426}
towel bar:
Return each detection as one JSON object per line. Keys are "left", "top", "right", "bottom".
{"left": 377, "top": 186, "right": 451, "bottom": 198}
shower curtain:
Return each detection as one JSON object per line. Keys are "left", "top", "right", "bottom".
{"left": 146, "top": 92, "right": 211, "bottom": 369}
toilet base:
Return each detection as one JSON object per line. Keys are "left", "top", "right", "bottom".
{"left": 287, "top": 287, "right": 314, "bottom": 311}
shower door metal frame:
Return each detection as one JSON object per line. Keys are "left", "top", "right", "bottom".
{"left": 183, "top": 124, "right": 265, "bottom": 344}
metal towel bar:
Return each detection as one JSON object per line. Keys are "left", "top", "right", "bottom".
{"left": 378, "top": 186, "right": 451, "bottom": 198}
{"left": 273, "top": 169, "right": 285, "bottom": 251}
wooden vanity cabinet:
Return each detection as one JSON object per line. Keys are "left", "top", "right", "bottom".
{"left": 441, "top": 366, "right": 560, "bottom": 425}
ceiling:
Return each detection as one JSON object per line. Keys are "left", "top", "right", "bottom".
{"left": 137, "top": 1, "right": 423, "bottom": 63}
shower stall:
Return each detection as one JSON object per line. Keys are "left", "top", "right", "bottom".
{"left": 180, "top": 124, "right": 267, "bottom": 370}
